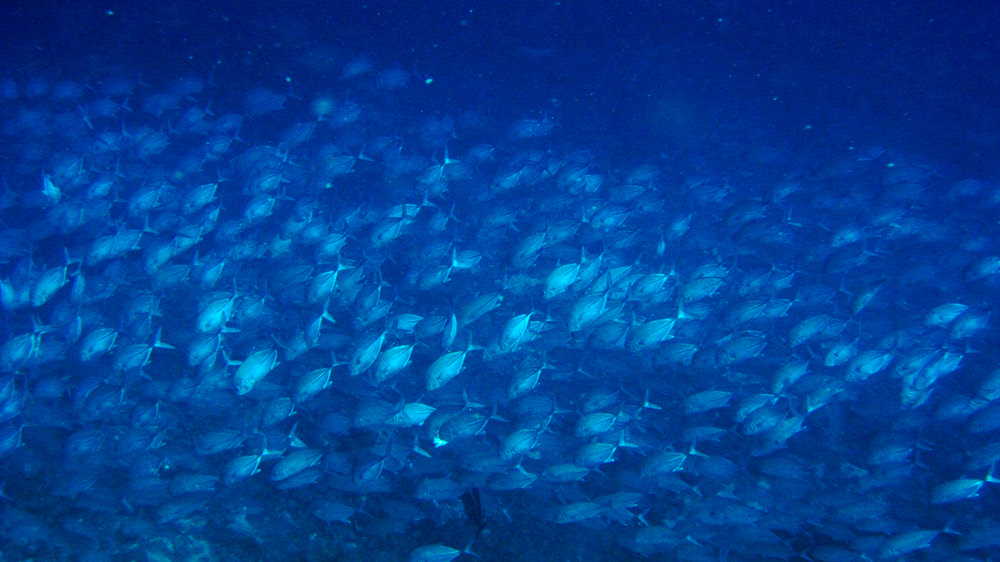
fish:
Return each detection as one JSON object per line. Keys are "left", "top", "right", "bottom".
{"left": 348, "top": 331, "right": 386, "bottom": 377}
{"left": 270, "top": 449, "right": 323, "bottom": 482}
{"left": 408, "top": 544, "right": 461, "bottom": 562}
{"left": 232, "top": 347, "right": 279, "bottom": 395}
{"left": 931, "top": 465, "right": 1000, "bottom": 504}
{"left": 461, "top": 487, "right": 485, "bottom": 527}
{"left": 426, "top": 341, "right": 478, "bottom": 391}
{"left": 78, "top": 327, "right": 117, "bottom": 362}
{"left": 543, "top": 262, "right": 581, "bottom": 298}
{"left": 222, "top": 453, "right": 263, "bottom": 486}
{"left": 0, "top": 45, "right": 996, "bottom": 562}
{"left": 370, "top": 344, "right": 414, "bottom": 385}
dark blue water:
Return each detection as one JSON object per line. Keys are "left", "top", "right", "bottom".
{"left": 1, "top": 1, "right": 999, "bottom": 560}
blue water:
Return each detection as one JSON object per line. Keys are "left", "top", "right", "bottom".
{"left": 1, "top": 1, "right": 999, "bottom": 560}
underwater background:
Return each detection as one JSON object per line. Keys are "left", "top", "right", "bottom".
{"left": 1, "top": 1, "right": 999, "bottom": 560}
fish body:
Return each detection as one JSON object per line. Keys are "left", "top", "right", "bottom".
{"left": 234, "top": 348, "right": 279, "bottom": 395}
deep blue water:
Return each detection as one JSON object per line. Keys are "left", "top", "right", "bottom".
{"left": 1, "top": 1, "right": 999, "bottom": 560}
